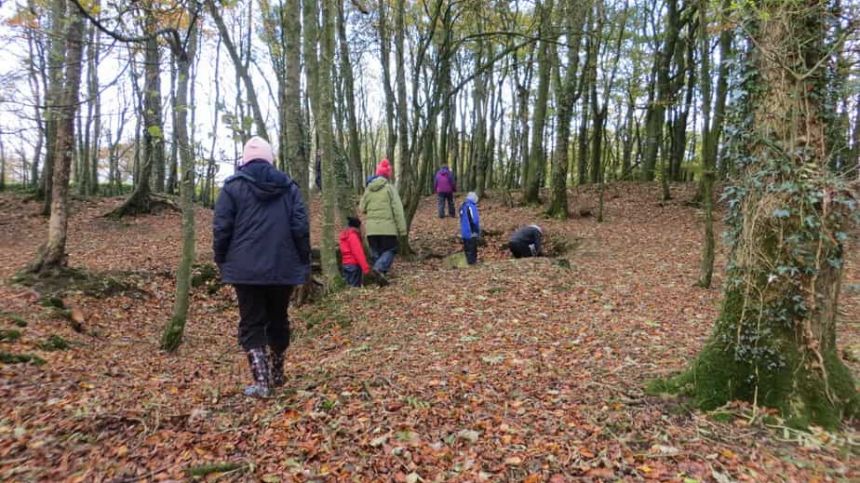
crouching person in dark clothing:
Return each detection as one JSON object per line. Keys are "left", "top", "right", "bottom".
{"left": 509, "top": 225, "right": 543, "bottom": 258}
{"left": 213, "top": 136, "right": 311, "bottom": 398}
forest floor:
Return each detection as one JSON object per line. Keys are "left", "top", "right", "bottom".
{"left": 0, "top": 183, "right": 858, "bottom": 482}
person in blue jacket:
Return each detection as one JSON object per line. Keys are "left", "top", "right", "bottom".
{"left": 213, "top": 136, "right": 311, "bottom": 398}
{"left": 458, "top": 192, "right": 481, "bottom": 265}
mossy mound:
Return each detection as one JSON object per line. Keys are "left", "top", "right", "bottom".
{"left": 649, "top": 290, "right": 858, "bottom": 430}
{"left": 443, "top": 252, "right": 469, "bottom": 269}
{"left": 11, "top": 266, "right": 138, "bottom": 299}
{"left": 191, "top": 263, "right": 223, "bottom": 295}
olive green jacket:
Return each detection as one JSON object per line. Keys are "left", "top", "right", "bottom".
{"left": 360, "top": 177, "right": 407, "bottom": 237}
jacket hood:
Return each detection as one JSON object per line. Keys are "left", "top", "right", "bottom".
{"left": 229, "top": 161, "right": 295, "bottom": 201}
{"left": 339, "top": 227, "right": 359, "bottom": 242}
{"left": 367, "top": 176, "right": 389, "bottom": 192}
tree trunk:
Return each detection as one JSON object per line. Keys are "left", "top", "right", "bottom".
{"left": 110, "top": 16, "right": 161, "bottom": 217}
{"left": 670, "top": 31, "right": 694, "bottom": 182}
{"left": 576, "top": 99, "right": 590, "bottom": 184}
{"left": 378, "top": 0, "right": 397, "bottom": 162}
{"left": 642, "top": 0, "right": 680, "bottom": 181}
{"left": 88, "top": 17, "right": 101, "bottom": 195}
{"left": 167, "top": 55, "right": 178, "bottom": 195}
{"left": 675, "top": 0, "right": 858, "bottom": 428}
{"left": 522, "top": 0, "right": 554, "bottom": 204}
{"left": 25, "top": 0, "right": 44, "bottom": 190}
{"left": 337, "top": 1, "right": 363, "bottom": 192}
{"left": 547, "top": 0, "right": 588, "bottom": 218}
{"left": 696, "top": 0, "right": 715, "bottom": 288}
{"left": 40, "top": 0, "right": 67, "bottom": 213}
{"left": 29, "top": 6, "right": 84, "bottom": 272}
{"left": 394, "top": 0, "right": 408, "bottom": 189}
{"left": 851, "top": 95, "right": 860, "bottom": 178}
{"left": 207, "top": 0, "right": 268, "bottom": 141}
{"left": 161, "top": 20, "right": 198, "bottom": 352}
{"left": 318, "top": 0, "right": 341, "bottom": 282}
{"left": 285, "top": 0, "right": 308, "bottom": 200}
{"left": 147, "top": 12, "right": 165, "bottom": 194}
{"left": 0, "top": 136, "right": 6, "bottom": 190}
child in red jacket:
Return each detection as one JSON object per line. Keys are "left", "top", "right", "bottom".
{"left": 339, "top": 217, "right": 370, "bottom": 287}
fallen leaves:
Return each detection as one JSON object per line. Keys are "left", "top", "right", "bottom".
{"left": 0, "top": 186, "right": 857, "bottom": 481}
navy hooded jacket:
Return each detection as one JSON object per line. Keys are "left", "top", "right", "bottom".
{"left": 509, "top": 225, "right": 542, "bottom": 255}
{"left": 213, "top": 160, "right": 311, "bottom": 286}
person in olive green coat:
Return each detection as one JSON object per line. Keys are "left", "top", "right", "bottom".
{"left": 360, "top": 159, "right": 407, "bottom": 282}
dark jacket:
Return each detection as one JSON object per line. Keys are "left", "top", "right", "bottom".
{"left": 213, "top": 160, "right": 311, "bottom": 285}
{"left": 510, "top": 225, "right": 542, "bottom": 255}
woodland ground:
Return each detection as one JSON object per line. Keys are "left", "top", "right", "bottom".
{"left": 0, "top": 183, "right": 857, "bottom": 482}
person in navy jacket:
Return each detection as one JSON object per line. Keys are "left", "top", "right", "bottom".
{"left": 213, "top": 136, "right": 310, "bottom": 398}
{"left": 458, "top": 192, "right": 481, "bottom": 265}
{"left": 509, "top": 225, "right": 543, "bottom": 258}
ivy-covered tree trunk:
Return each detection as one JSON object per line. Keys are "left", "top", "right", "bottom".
{"left": 677, "top": 0, "right": 857, "bottom": 428}
{"left": 161, "top": 20, "right": 198, "bottom": 352}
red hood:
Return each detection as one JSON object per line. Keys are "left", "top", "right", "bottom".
{"left": 339, "top": 228, "right": 359, "bottom": 242}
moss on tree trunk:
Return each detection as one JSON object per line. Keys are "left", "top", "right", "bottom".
{"left": 658, "top": 0, "right": 857, "bottom": 429}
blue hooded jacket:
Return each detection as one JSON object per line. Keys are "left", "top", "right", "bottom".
{"left": 458, "top": 197, "right": 480, "bottom": 240}
{"left": 213, "top": 160, "right": 311, "bottom": 285}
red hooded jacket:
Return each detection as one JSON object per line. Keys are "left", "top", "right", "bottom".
{"left": 339, "top": 228, "right": 370, "bottom": 274}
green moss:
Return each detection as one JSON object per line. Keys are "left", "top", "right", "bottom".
{"left": 645, "top": 374, "right": 689, "bottom": 396}
{"left": 0, "top": 312, "right": 28, "bottom": 327}
{"left": 160, "top": 315, "right": 186, "bottom": 352}
{"left": 37, "top": 335, "right": 70, "bottom": 351}
{"left": 710, "top": 411, "right": 734, "bottom": 423}
{"left": 190, "top": 263, "right": 223, "bottom": 295}
{"left": 0, "top": 329, "right": 22, "bottom": 342}
{"left": 0, "top": 351, "right": 45, "bottom": 365}
{"left": 662, "top": 285, "right": 857, "bottom": 430}
{"left": 185, "top": 462, "right": 246, "bottom": 478}
{"left": 14, "top": 266, "right": 136, "bottom": 300}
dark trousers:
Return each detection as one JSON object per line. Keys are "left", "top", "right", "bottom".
{"left": 463, "top": 238, "right": 478, "bottom": 265}
{"left": 368, "top": 235, "right": 398, "bottom": 273}
{"left": 234, "top": 285, "right": 294, "bottom": 352}
{"left": 509, "top": 242, "right": 533, "bottom": 259}
{"left": 342, "top": 264, "right": 363, "bottom": 287}
{"left": 437, "top": 193, "right": 455, "bottom": 218}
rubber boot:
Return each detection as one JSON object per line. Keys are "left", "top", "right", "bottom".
{"left": 243, "top": 347, "right": 271, "bottom": 398}
{"left": 270, "top": 348, "right": 286, "bottom": 388}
